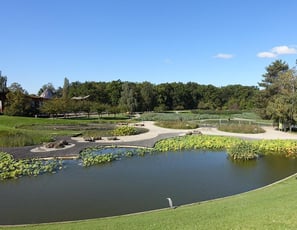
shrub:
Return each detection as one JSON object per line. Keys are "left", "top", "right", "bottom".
{"left": 155, "top": 121, "right": 199, "bottom": 129}
{"left": 154, "top": 135, "right": 242, "bottom": 152}
{"left": 227, "top": 141, "right": 259, "bottom": 161}
{"left": 218, "top": 124, "right": 265, "bottom": 134}
{"left": 111, "top": 126, "right": 137, "bottom": 136}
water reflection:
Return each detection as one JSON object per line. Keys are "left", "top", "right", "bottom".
{"left": 1, "top": 150, "right": 297, "bottom": 225}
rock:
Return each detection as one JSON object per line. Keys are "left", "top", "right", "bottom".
{"left": 44, "top": 142, "right": 55, "bottom": 148}
{"left": 107, "top": 136, "right": 119, "bottom": 141}
{"left": 83, "top": 136, "right": 102, "bottom": 142}
{"left": 44, "top": 140, "right": 68, "bottom": 149}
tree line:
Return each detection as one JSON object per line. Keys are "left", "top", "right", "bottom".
{"left": 1, "top": 59, "right": 297, "bottom": 127}
{"left": 1, "top": 78, "right": 258, "bottom": 117}
{"left": 43, "top": 80, "right": 258, "bottom": 115}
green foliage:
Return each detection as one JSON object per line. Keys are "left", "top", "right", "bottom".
{"left": 154, "top": 135, "right": 297, "bottom": 159}
{"left": 0, "top": 152, "right": 63, "bottom": 180}
{"left": 253, "top": 139, "right": 297, "bottom": 158}
{"left": 111, "top": 126, "right": 137, "bottom": 136}
{"left": 140, "top": 112, "right": 202, "bottom": 121}
{"left": 218, "top": 124, "right": 265, "bottom": 134}
{"left": 0, "top": 115, "right": 119, "bottom": 147}
{"left": 256, "top": 59, "right": 292, "bottom": 120}
{"left": 155, "top": 120, "right": 199, "bottom": 129}
{"left": 79, "top": 146, "right": 153, "bottom": 167}
{"left": 119, "top": 82, "right": 138, "bottom": 113}
{"left": 265, "top": 70, "right": 297, "bottom": 128}
{"left": 154, "top": 135, "right": 242, "bottom": 152}
{"left": 80, "top": 152, "right": 117, "bottom": 167}
{"left": 0, "top": 130, "right": 52, "bottom": 147}
{"left": 4, "top": 90, "right": 32, "bottom": 116}
{"left": 227, "top": 141, "right": 259, "bottom": 160}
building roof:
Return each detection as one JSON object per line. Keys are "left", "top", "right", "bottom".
{"left": 40, "top": 88, "right": 53, "bottom": 99}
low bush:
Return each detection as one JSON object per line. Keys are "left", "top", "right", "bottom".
{"left": 155, "top": 121, "right": 199, "bottom": 129}
{"left": 154, "top": 135, "right": 242, "bottom": 152}
{"left": 227, "top": 141, "right": 259, "bottom": 161}
{"left": 111, "top": 126, "right": 137, "bottom": 136}
{"left": 218, "top": 124, "right": 265, "bottom": 134}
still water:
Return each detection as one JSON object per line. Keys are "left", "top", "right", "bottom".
{"left": 1, "top": 150, "right": 297, "bottom": 225}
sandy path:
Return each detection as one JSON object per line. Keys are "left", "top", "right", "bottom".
{"left": 198, "top": 125, "right": 297, "bottom": 140}
{"left": 73, "top": 121, "right": 297, "bottom": 143}
{"left": 4, "top": 121, "right": 297, "bottom": 159}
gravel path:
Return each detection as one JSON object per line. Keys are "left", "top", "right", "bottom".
{"left": 2, "top": 121, "right": 297, "bottom": 159}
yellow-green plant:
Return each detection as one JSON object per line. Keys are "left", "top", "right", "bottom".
{"left": 227, "top": 141, "right": 259, "bottom": 160}
{"left": 0, "top": 152, "right": 63, "bottom": 180}
{"left": 111, "top": 126, "right": 137, "bottom": 136}
{"left": 154, "top": 135, "right": 242, "bottom": 152}
{"left": 253, "top": 139, "right": 297, "bottom": 158}
{"left": 154, "top": 135, "right": 297, "bottom": 159}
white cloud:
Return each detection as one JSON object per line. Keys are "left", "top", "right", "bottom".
{"left": 272, "top": 46, "right": 297, "bottom": 55}
{"left": 257, "top": 45, "right": 297, "bottom": 58}
{"left": 257, "top": 52, "right": 277, "bottom": 58}
{"left": 213, "top": 53, "right": 234, "bottom": 59}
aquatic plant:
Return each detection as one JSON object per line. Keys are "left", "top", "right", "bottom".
{"left": 154, "top": 135, "right": 242, "bottom": 152}
{"left": 227, "top": 141, "right": 259, "bottom": 161}
{"left": 79, "top": 146, "right": 154, "bottom": 167}
{"left": 253, "top": 139, "right": 297, "bottom": 158}
{"left": 154, "top": 135, "right": 297, "bottom": 159}
{"left": 0, "top": 152, "right": 63, "bottom": 180}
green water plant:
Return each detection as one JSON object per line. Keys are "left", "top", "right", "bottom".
{"left": 227, "top": 140, "right": 259, "bottom": 160}
{"left": 0, "top": 152, "right": 63, "bottom": 180}
{"left": 253, "top": 139, "right": 297, "bottom": 158}
{"left": 79, "top": 146, "right": 154, "bottom": 167}
{"left": 154, "top": 135, "right": 242, "bottom": 152}
{"left": 111, "top": 126, "right": 137, "bottom": 136}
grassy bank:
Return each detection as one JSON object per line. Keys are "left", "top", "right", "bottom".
{"left": 2, "top": 174, "right": 297, "bottom": 230}
{"left": 0, "top": 116, "right": 143, "bottom": 147}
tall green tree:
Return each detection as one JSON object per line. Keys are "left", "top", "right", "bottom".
{"left": 119, "top": 82, "right": 138, "bottom": 113}
{"left": 266, "top": 69, "right": 297, "bottom": 131}
{"left": 0, "top": 72, "right": 8, "bottom": 113}
{"left": 156, "top": 83, "right": 173, "bottom": 110}
{"left": 0, "top": 72, "right": 8, "bottom": 93}
{"left": 4, "top": 83, "right": 31, "bottom": 116}
{"left": 139, "top": 81, "right": 156, "bottom": 111}
{"left": 106, "top": 80, "right": 122, "bottom": 106}
{"left": 256, "top": 60, "right": 289, "bottom": 118}
{"left": 62, "top": 77, "right": 70, "bottom": 99}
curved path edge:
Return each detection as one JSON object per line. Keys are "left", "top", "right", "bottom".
{"left": 2, "top": 121, "right": 297, "bottom": 159}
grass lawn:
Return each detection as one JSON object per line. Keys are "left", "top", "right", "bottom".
{"left": 0, "top": 115, "right": 135, "bottom": 147}
{"left": 2, "top": 174, "right": 297, "bottom": 230}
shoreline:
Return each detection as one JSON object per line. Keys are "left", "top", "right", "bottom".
{"left": 2, "top": 122, "right": 297, "bottom": 226}
{"left": 2, "top": 121, "right": 297, "bottom": 159}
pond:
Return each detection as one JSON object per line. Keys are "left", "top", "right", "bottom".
{"left": 1, "top": 149, "right": 297, "bottom": 225}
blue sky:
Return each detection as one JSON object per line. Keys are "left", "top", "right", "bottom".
{"left": 1, "top": 0, "right": 297, "bottom": 94}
